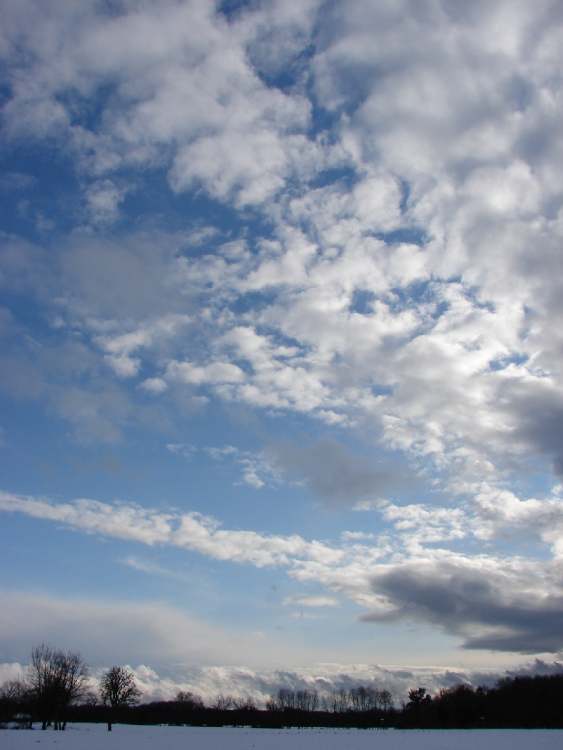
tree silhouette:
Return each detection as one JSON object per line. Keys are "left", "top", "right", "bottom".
{"left": 29, "top": 644, "right": 88, "bottom": 730}
{"left": 99, "top": 666, "right": 141, "bottom": 731}
{"left": 0, "top": 679, "right": 32, "bottom": 727}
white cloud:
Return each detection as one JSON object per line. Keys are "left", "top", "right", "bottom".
{"left": 169, "top": 440, "right": 285, "bottom": 486}
{"left": 202, "top": 444, "right": 282, "bottom": 490}
{"left": 470, "top": 484, "right": 563, "bottom": 558}
{"left": 85, "top": 179, "right": 127, "bottom": 224}
{"left": 341, "top": 531, "right": 377, "bottom": 542}
{"left": 6, "top": 1, "right": 561, "bottom": 489}
{"left": 97, "top": 314, "right": 191, "bottom": 379}
{"left": 166, "top": 442, "right": 196, "bottom": 459}
{"left": 0, "top": 662, "right": 25, "bottom": 686}
{"left": 1, "top": 0, "right": 319, "bottom": 206}
{"left": 380, "top": 502, "right": 468, "bottom": 547}
{"left": 0, "top": 490, "right": 343, "bottom": 569}
{"left": 140, "top": 377, "right": 168, "bottom": 394}
{"left": 166, "top": 360, "right": 246, "bottom": 386}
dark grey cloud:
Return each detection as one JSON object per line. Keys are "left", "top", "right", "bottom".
{"left": 498, "top": 378, "right": 563, "bottom": 477}
{"left": 266, "top": 439, "right": 412, "bottom": 505}
{"left": 363, "top": 561, "right": 563, "bottom": 654}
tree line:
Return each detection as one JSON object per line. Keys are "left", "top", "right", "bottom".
{"left": 1, "top": 644, "right": 563, "bottom": 729}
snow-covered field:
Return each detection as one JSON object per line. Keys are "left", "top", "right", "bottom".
{"left": 1, "top": 723, "right": 563, "bottom": 749}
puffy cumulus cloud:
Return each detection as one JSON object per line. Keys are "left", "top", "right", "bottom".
{"left": 315, "top": 0, "right": 563, "bottom": 187}
{"left": 201, "top": 444, "right": 282, "bottom": 490}
{"left": 470, "top": 484, "right": 563, "bottom": 557}
{"left": 166, "top": 360, "right": 246, "bottom": 386}
{"left": 0, "top": 0, "right": 326, "bottom": 207}
{"left": 373, "top": 484, "right": 563, "bottom": 558}
{"left": 2, "top": 0, "right": 563, "bottom": 468}
{"left": 140, "top": 377, "right": 169, "bottom": 395}
{"left": 84, "top": 179, "right": 128, "bottom": 224}
{"left": 379, "top": 502, "right": 468, "bottom": 548}
{"left": 97, "top": 314, "right": 192, "bottom": 379}
{"left": 170, "top": 131, "right": 316, "bottom": 208}
{"left": 241, "top": 0, "right": 321, "bottom": 78}
{"left": 283, "top": 174, "right": 405, "bottom": 245}
{"left": 253, "top": 0, "right": 561, "bottom": 480}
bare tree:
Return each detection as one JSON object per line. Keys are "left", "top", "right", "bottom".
{"left": 326, "top": 687, "right": 351, "bottom": 713}
{"left": 274, "top": 688, "right": 295, "bottom": 711}
{"left": 212, "top": 693, "right": 234, "bottom": 711}
{"left": 378, "top": 689, "right": 393, "bottom": 712}
{"left": 28, "top": 644, "right": 89, "bottom": 730}
{"left": 29, "top": 646, "right": 79, "bottom": 729}
{"left": 79, "top": 690, "right": 100, "bottom": 708}
{"left": 0, "top": 680, "right": 32, "bottom": 727}
{"left": 176, "top": 690, "right": 204, "bottom": 709}
{"left": 349, "top": 686, "right": 376, "bottom": 712}
{"left": 296, "top": 689, "right": 319, "bottom": 712}
{"left": 231, "top": 695, "right": 256, "bottom": 711}
{"left": 99, "top": 666, "right": 141, "bottom": 731}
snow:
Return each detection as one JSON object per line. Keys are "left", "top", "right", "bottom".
{"left": 1, "top": 724, "right": 563, "bottom": 749}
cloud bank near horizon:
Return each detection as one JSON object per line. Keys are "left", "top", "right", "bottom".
{"left": 2, "top": 653, "right": 562, "bottom": 707}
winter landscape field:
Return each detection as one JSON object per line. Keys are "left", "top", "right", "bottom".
{"left": 2, "top": 724, "right": 563, "bottom": 750}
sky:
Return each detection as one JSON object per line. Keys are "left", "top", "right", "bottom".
{"left": 1, "top": 0, "right": 563, "bottom": 703}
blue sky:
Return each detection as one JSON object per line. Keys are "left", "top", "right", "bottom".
{"left": 2, "top": 0, "right": 563, "bottom": 701}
